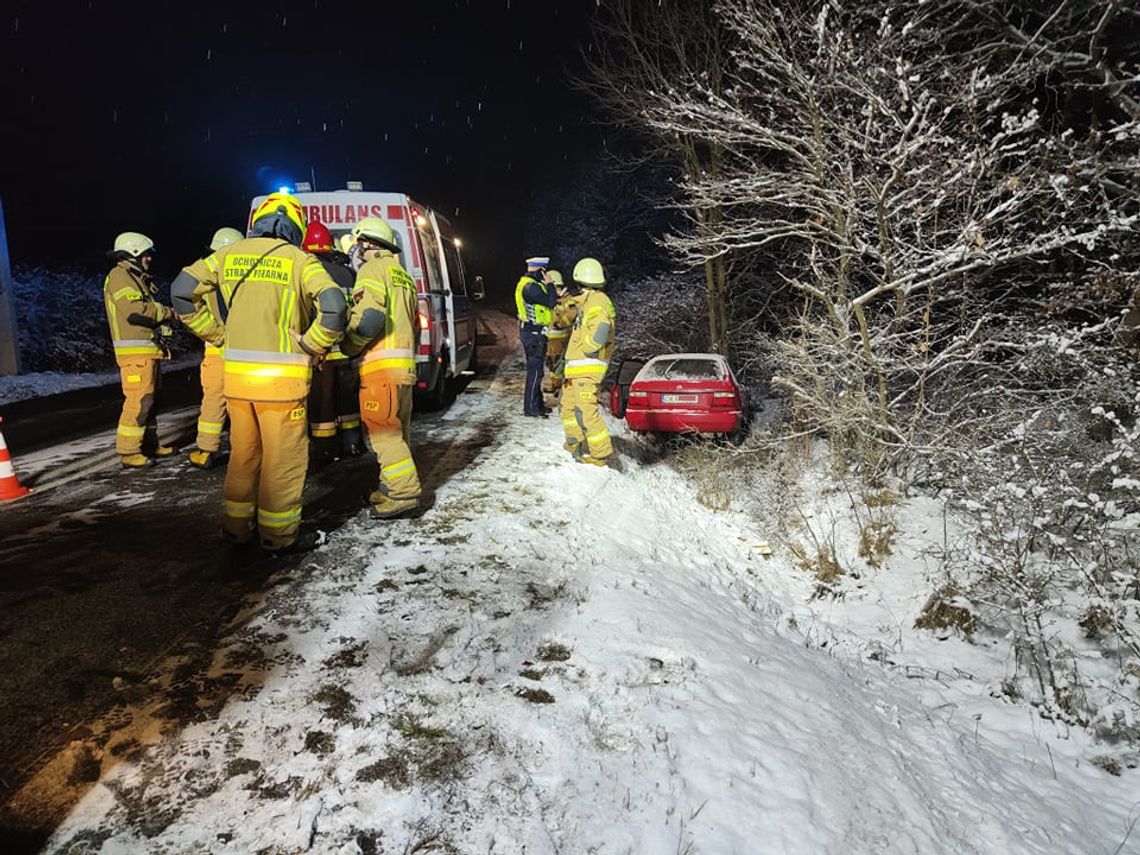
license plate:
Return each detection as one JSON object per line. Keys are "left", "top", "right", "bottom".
{"left": 662, "top": 393, "right": 699, "bottom": 404}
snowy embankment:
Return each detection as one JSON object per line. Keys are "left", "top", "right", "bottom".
{"left": 39, "top": 339, "right": 1138, "bottom": 853}
{"left": 0, "top": 360, "right": 199, "bottom": 407}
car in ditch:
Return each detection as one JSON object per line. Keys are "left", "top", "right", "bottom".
{"left": 610, "top": 353, "right": 749, "bottom": 436}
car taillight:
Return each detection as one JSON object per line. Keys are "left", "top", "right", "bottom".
{"left": 627, "top": 389, "right": 648, "bottom": 408}
{"left": 712, "top": 391, "right": 739, "bottom": 408}
{"left": 416, "top": 298, "right": 432, "bottom": 356}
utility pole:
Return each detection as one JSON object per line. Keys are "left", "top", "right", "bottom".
{"left": 0, "top": 199, "right": 21, "bottom": 376}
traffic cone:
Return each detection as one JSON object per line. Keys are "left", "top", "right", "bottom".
{"left": 0, "top": 417, "right": 30, "bottom": 501}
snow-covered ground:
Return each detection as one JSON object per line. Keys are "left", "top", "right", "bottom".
{"left": 0, "top": 370, "right": 121, "bottom": 407}
{"left": 27, "top": 328, "right": 1140, "bottom": 854}
{"left": 0, "top": 360, "right": 200, "bottom": 407}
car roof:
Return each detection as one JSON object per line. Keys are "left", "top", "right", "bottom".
{"left": 644, "top": 352, "right": 727, "bottom": 363}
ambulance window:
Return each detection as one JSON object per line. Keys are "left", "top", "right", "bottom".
{"left": 417, "top": 226, "right": 446, "bottom": 294}
{"left": 441, "top": 240, "right": 466, "bottom": 296}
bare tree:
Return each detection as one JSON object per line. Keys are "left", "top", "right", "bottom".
{"left": 582, "top": 0, "right": 735, "bottom": 352}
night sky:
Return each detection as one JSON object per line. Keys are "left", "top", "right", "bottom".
{"left": 0, "top": 0, "right": 603, "bottom": 290}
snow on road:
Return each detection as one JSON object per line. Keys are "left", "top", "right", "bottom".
{"left": 40, "top": 331, "right": 1139, "bottom": 854}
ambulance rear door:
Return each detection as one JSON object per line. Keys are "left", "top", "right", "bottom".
{"left": 427, "top": 210, "right": 473, "bottom": 376}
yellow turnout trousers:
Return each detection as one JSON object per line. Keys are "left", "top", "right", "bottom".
{"left": 543, "top": 336, "right": 568, "bottom": 393}
{"left": 115, "top": 358, "right": 161, "bottom": 455}
{"left": 195, "top": 349, "right": 226, "bottom": 452}
{"left": 561, "top": 378, "right": 612, "bottom": 460}
{"left": 223, "top": 399, "right": 309, "bottom": 550}
{"left": 360, "top": 378, "right": 420, "bottom": 499}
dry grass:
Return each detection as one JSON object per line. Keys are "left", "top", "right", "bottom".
{"left": 857, "top": 520, "right": 897, "bottom": 569}
{"left": 914, "top": 584, "right": 977, "bottom": 639}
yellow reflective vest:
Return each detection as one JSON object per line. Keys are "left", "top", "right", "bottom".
{"left": 343, "top": 252, "right": 417, "bottom": 385}
{"left": 514, "top": 275, "right": 553, "bottom": 326}
{"left": 102, "top": 262, "right": 173, "bottom": 364}
{"left": 178, "top": 237, "right": 344, "bottom": 402}
{"left": 564, "top": 289, "right": 616, "bottom": 381}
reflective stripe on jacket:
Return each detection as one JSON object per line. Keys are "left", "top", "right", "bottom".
{"left": 103, "top": 262, "right": 172, "bottom": 363}
{"left": 345, "top": 253, "right": 418, "bottom": 385}
{"left": 514, "top": 275, "right": 553, "bottom": 326}
{"left": 178, "top": 237, "right": 344, "bottom": 402}
{"left": 564, "top": 289, "right": 616, "bottom": 381}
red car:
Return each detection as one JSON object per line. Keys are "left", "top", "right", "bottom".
{"left": 611, "top": 353, "right": 749, "bottom": 435}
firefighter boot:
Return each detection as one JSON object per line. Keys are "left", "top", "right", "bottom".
{"left": 580, "top": 454, "right": 622, "bottom": 472}
{"left": 340, "top": 427, "right": 364, "bottom": 458}
{"left": 153, "top": 445, "right": 177, "bottom": 460}
{"left": 310, "top": 435, "right": 338, "bottom": 466}
{"left": 370, "top": 495, "right": 419, "bottom": 520}
{"left": 188, "top": 449, "right": 222, "bottom": 470}
{"left": 263, "top": 529, "right": 328, "bottom": 557}
{"left": 121, "top": 453, "right": 155, "bottom": 469}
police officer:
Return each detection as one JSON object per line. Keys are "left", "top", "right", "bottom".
{"left": 514, "top": 256, "right": 557, "bottom": 417}
{"left": 187, "top": 226, "right": 243, "bottom": 470}
{"left": 103, "top": 232, "right": 178, "bottom": 468}
{"left": 562, "top": 258, "right": 617, "bottom": 467}
{"left": 341, "top": 217, "right": 421, "bottom": 520}
{"left": 171, "top": 193, "right": 347, "bottom": 554}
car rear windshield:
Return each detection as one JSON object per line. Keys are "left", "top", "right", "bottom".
{"left": 640, "top": 357, "right": 726, "bottom": 381}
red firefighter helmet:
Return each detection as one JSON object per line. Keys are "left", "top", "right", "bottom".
{"left": 302, "top": 221, "right": 334, "bottom": 254}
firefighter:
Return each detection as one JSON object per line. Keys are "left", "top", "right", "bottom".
{"left": 340, "top": 217, "right": 421, "bottom": 520}
{"left": 187, "top": 226, "right": 243, "bottom": 470}
{"left": 542, "top": 270, "right": 584, "bottom": 396}
{"left": 302, "top": 222, "right": 364, "bottom": 462}
{"left": 561, "top": 257, "right": 617, "bottom": 467}
{"left": 103, "top": 232, "right": 178, "bottom": 468}
{"left": 515, "top": 256, "right": 557, "bottom": 417}
{"left": 171, "top": 192, "right": 347, "bottom": 554}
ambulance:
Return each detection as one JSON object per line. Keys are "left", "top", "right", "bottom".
{"left": 249, "top": 185, "right": 477, "bottom": 405}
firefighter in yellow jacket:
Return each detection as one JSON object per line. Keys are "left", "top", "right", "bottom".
{"left": 171, "top": 193, "right": 347, "bottom": 553}
{"left": 187, "top": 226, "right": 243, "bottom": 470}
{"left": 543, "top": 270, "right": 584, "bottom": 395}
{"left": 562, "top": 258, "right": 617, "bottom": 467}
{"left": 340, "top": 217, "right": 421, "bottom": 520}
{"left": 103, "top": 232, "right": 178, "bottom": 468}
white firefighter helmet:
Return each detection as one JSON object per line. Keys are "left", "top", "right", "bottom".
{"left": 210, "top": 227, "right": 244, "bottom": 251}
{"left": 113, "top": 232, "right": 155, "bottom": 258}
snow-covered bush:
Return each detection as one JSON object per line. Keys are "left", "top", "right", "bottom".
{"left": 929, "top": 324, "right": 1140, "bottom": 737}
{"left": 12, "top": 265, "right": 116, "bottom": 372}
{"left": 11, "top": 264, "right": 197, "bottom": 373}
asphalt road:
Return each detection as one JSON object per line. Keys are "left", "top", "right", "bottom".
{"left": 0, "top": 311, "right": 514, "bottom": 852}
